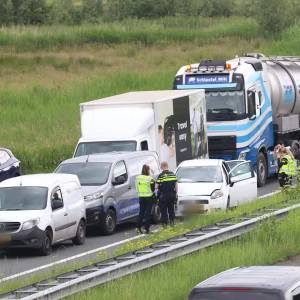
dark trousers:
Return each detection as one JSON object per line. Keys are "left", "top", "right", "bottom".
{"left": 278, "top": 173, "right": 292, "bottom": 187}
{"left": 159, "top": 193, "right": 176, "bottom": 225}
{"left": 137, "top": 197, "right": 153, "bottom": 231}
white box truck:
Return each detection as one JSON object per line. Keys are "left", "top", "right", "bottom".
{"left": 74, "top": 90, "right": 207, "bottom": 170}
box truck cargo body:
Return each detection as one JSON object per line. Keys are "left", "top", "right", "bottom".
{"left": 75, "top": 90, "right": 207, "bottom": 170}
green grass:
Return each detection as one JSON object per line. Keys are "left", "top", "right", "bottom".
{"left": 0, "top": 17, "right": 259, "bottom": 52}
{"left": 67, "top": 206, "right": 300, "bottom": 300}
{"left": 0, "top": 189, "right": 298, "bottom": 295}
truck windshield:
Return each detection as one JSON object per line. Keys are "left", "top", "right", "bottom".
{"left": 56, "top": 162, "right": 111, "bottom": 186}
{"left": 0, "top": 187, "right": 48, "bottom": 210}
{"left": 206, "top": 90, "right": 246, "bottom": 121}
{"left": 190, "top": 290, "right": 281, "bottom": 300}
{"left": 176, "top": 166, "right": 223, "bottom": 183}
{"left": 75, "top": 141, "right": 137, "bottom": 157}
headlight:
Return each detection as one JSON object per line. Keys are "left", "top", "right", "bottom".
{"left": 22, "top": 219, "right": 40, "bottom": 231}
{"left": 84, "top": 192, "right": 103, "bottom": 202}
{"left": 211, "top": 189, "right": 224, "bottom": 199}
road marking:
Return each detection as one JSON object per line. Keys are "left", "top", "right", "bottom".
{"left": 0, "top": 233, "right": 147, "bottom": 284}
{"left": 0, "top": 189, "right": 280, "bottom": 284}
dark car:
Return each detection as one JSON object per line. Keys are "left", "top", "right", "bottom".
{"left": 0, "top": 148, "right": 21, "bottom": 182}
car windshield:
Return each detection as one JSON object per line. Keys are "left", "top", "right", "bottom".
{"left": 206, "top": 90, "right": 246, "bottom": 121}
{"left": 190, "top": 290, "right": 281, "bottom": 300}
{"left": 75, "top": 141, "right": 137, "bottom": 157}
{"left": 0, "top": 187, "right": 48, "bottom": 211}
{"left": 56, "top": 162, "right": 111, "bottom": 186}
{"left": 176, "top": 166, "right": 223, "bottom": 183}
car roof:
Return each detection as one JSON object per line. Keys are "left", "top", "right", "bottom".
{"left": 0, "top": 173, "right": 79, "bottom": 188}
{"left": 194, "top": 266, "right": 300, "bottom": 292}
{"left": 60, "top": 151, "right": 157, "bottom": 165}
{"left": 178, "top": 159, "right": 224, "bottom": 167}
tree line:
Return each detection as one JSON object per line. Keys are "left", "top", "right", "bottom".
{"left": 0, "top": 0, "right": 298, "bottom": 33}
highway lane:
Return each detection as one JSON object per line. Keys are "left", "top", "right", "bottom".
{"left": 0, "top": 178, "right": 280, "bottom": 280}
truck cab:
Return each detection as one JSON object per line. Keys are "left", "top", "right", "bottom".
{"left": 174, "top": 56, "right": 277, "bottom": 186}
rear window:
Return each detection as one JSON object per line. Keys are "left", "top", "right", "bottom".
{"left": 190, "top": 290, "right": 281, "bottom": 300}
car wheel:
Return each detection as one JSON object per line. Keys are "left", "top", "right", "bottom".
{"left": 151, "top": 204, "right": 161, "bottom": 224}
{"left": 39, "top": 229, "right": 52, "bottom": 256}
{"left": 72, "top": 220, "right": 86, "bottom": 245}
{"left": 257, "top": 152, "right": 267, "bottom": 187}
{"left": 100, "top": 209, "right": 116, "bottom": 235}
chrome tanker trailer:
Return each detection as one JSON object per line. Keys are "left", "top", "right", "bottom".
{"left": 174, "top": 53, "right": 300, "bottom": 186}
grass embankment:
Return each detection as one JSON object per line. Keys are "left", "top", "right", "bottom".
{"left": 0, "top": 188, "right": 297, "bottom": 295}
{"left": 68, "top": 203, "right": 300, "bottom": 300}
{"left": 0, "top": 17, "right": 300, "bottom": 172}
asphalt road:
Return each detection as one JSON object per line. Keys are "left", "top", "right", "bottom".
{"left": 0, "top": 178, "right": 280, "bottom": 280}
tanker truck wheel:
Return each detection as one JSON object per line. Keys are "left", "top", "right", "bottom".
{"left": 257, "top": 152, "right": 267, "bottom": 187}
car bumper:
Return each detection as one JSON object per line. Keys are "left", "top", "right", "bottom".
{"left": 86, "top": 205, "right": 106, "bottom": 226}
{"left": 0, "top": 226, "right": 44, "bottom": 249}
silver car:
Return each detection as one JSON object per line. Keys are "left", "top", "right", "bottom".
{"left": 55, "top": 151, "right": 160, "bottom": 234}
{"left": 189, "top": 266, "right": 300, "bottom": 300}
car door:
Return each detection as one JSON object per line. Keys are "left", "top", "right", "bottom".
{"left": 112, "top": 160, "right": 134, "bottom": 222}
{"left": 50, "top": 187, "right": 69, "bottom": 242}
{"left": 227, "top": 161, "right": 257, "bottom": 207}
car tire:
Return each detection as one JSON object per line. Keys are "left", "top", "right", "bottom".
{"left": 151, "top": 204, "right": 161, "bottom": 224}
{"left": 100, "top": 209, "right": 116, "bottom": 235}
{"left": 39, "top": 229, "right": 52, "bottom": 256}
{"left": 72, "top": 220, "right": 86, "bottom": 245}
{"left": 257, "top": 152, "right": 267, "bottom": 187}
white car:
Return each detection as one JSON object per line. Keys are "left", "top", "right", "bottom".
{"left": 0, "top": 174, "right": 86, "bottom": 255}
{"left": 176, "top": 159, "right": 257, "bottom": 215}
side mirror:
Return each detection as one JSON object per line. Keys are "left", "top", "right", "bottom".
{"left": 112, "top": 175, "right": 126, "bottom": 186}
{"left": 52, "top": 199, "right": 63, "bottom": 210}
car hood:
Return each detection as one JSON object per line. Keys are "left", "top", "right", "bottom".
{"left": 81, "top": 185, "right": 106, "bottom": 196}
{"left": 0, "top": 210, "right": 42, "bottom": 223}
{"left": 178, "top": 182, "right": 222, "bottom": 197}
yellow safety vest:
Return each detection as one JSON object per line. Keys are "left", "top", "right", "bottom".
{"left": 279, "top": 155, "right": 296, "bottom": 176}
{"left": 135, "top": 175, "right": 154, "bottom": 198}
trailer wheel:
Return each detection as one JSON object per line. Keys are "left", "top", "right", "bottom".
{"left": 257, "top": 152, "right": 267, "bottom": 187}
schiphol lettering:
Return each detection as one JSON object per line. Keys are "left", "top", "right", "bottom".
{"left": 177, "top": 121, "right": 188, "bottom": 130}
{"left": 179, "top": 133, "right": 187, "bottom": 142}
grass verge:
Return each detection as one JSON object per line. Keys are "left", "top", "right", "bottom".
{"left": 0, "top": 188, "right": 298, "bottom": 295}
{"left": 67, "top": 202, "right": 300, "bottom": 300}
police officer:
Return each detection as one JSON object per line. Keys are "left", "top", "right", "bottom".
{"left": 156, "top": 161, "right": 178, "bottom": 227}
{"left": 135, "top": 164, "right": 155, "bottom": 234}
{"left": 278, "top": 148, "right": 296, "bottom": 187}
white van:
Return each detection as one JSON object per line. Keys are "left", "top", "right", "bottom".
{"left": 0, "top": 174, "right": 86, "bottom": 255}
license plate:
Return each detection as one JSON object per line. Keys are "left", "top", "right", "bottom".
{"left": 185, "top": 204, "right": 205, "bottom": 213}
{"left": 0, "top": 235, "right": 11, "bottom": 246}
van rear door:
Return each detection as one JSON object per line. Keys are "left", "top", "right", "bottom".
{"left": 189, "top": 288, "right": 283, "bottom": 300}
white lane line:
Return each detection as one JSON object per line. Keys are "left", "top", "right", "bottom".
{"left": 0, "top": 233, "right": 146, "bottom": 284}
{"left": 0, "top": 189, "right": 280, "bottom": 284}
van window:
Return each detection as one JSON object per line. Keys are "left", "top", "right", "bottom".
{"left": 0, "top": 187, "right": 48, "bottom": 210}
{"left": 51, "top": 188, "right": 64, "bottom": 210}
{"left": 190, "top": 290, "right": 281, "bottom": 300}
{"left": 294, "top": 294, "right": 300, "bottom": 300}
{"left": 113, "top": 161, "right": 128, "bottom": 182}
{"left": 247, "top": 90, "right": 256, "bottom": 117}
{"left": 140, "top": 141, "right": 148, "bottom": 151}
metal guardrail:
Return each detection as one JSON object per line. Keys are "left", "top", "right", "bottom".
{"left": 1, "top": 202, "right": 300, "bottom": 300}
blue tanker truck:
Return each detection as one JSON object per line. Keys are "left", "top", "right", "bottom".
{"left": 174, "top": 53, "right": 300, "bottom": 186}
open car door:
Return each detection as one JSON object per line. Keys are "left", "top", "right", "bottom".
{"left": 226, "top": 161, "right": 257, "bottom": 207}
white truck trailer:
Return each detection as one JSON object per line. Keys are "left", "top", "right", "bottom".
{"left": 74, "top": 90, "right": 207, "bottom": 170}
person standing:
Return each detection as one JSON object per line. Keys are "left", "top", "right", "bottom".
{"left": 156, "top": 161, "right": 178, "bottom": 227}
{"left": 135, "top": 164, "right": 155, "bottom": 234}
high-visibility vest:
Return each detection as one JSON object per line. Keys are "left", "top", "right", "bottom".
{"left": 279, "top": 155, "right": 296, "bottom": 176}
{"left": 135, "top": 175, "right": 154, "bottom": 198}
